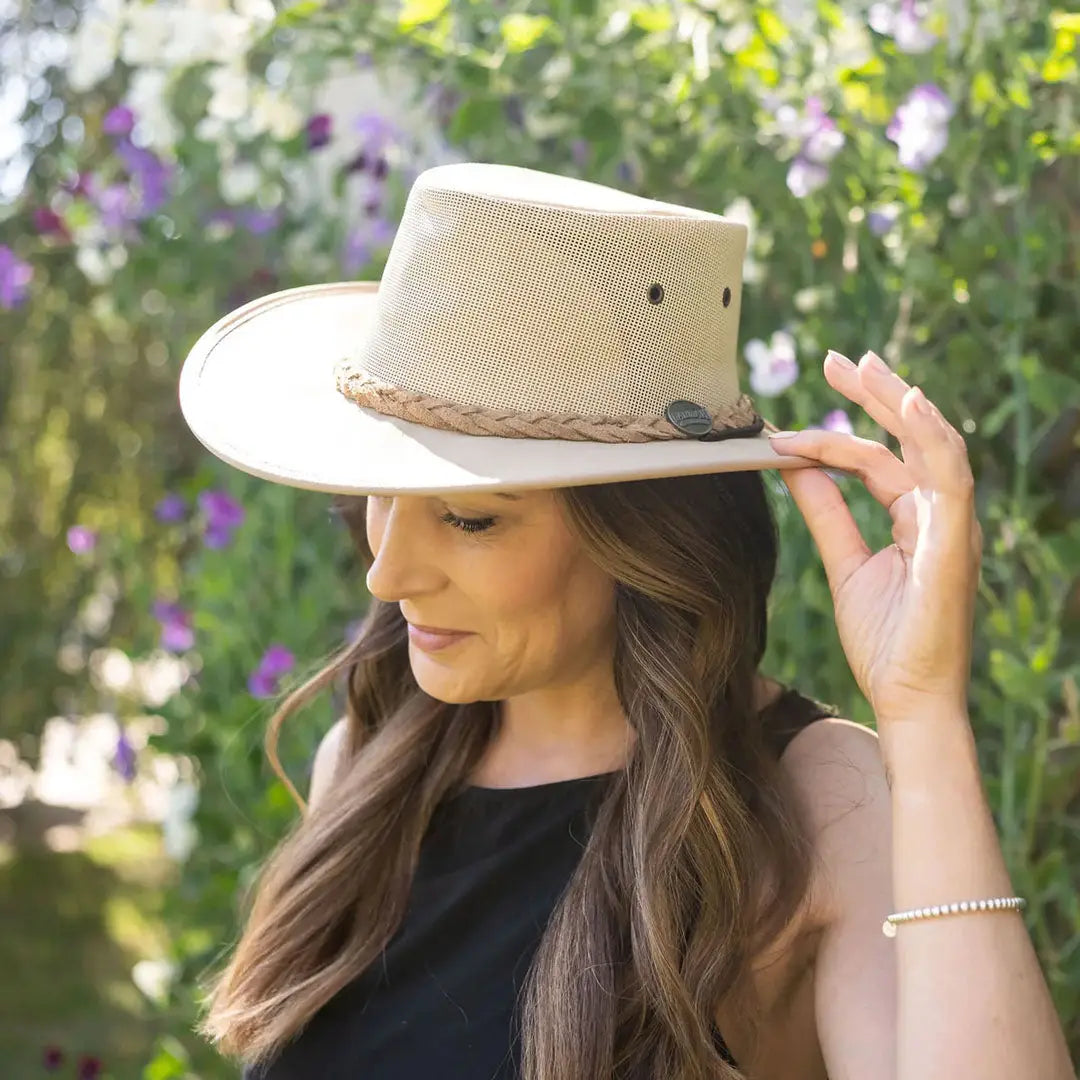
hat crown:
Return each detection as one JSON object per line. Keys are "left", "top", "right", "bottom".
{"left": 353, "top": 163, "right": 748, "bottom": 418}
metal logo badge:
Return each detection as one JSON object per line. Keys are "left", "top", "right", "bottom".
{"left": 664, "top": 400, "right": 713, "bottom": 437}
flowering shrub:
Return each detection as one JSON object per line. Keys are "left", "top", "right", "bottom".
{"left": 1, "top": 0, "right": 1077, "bottom": 1073}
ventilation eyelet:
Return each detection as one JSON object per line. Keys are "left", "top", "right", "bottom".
{"left": 647, "top": 283, "right": 664, "bottom": 305}
{"left": 722, "top": 286, "right": 732, "bottom": 308}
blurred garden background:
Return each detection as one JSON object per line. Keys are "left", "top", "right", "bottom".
{"left": 0, "top": 0, "right": 1077, "bottom": 1076}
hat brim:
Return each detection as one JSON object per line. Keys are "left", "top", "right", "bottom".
{"left": 179, "top": 281, "right": 816, "bottom": 496}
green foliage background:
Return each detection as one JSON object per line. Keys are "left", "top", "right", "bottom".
{"left": 1, "top": 0, "right": 1077, "bottom": 1075}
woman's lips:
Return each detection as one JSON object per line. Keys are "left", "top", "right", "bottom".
{"left": 407, "top": 623, "right": 474, "bottom": 652}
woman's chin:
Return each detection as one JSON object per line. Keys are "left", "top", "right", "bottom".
{"left": 410, "top": 660, "right": 488, "bottom": 705}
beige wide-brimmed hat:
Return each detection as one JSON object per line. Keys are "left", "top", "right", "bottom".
{"left": 178, "top": 162, "right": 813, "bottom": 495}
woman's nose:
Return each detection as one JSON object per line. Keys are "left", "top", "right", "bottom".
{"left": 365, "top": 499, "right": 444, "bottom": 603}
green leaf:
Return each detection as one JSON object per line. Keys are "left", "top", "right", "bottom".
{"left": 971, "top": 70, "right": 1001, "bottom": 115}
{"left": 500, "top": 13, "right": 554, "bottom": 52}
{"left": 757, "top": 8, "right": 788, "bottom": 44}
{"left": 1030, "top": 629, "right": 1059, "bottom": 673}
{"left": 398, "top": 0, "right": 449, "bottom": 32}
{"left": 630, "top": 4, "right": 674, "bottom": 33}
{"left": 981, "top": 395, "right": 1019, "bottom": 438}
{"left": 1049, "top": 10, "right": 1080, "bottom": 31}
{"left": 448, "top": 96, "right": 504, "bottom": 141}
{"left": 274, "top": 0, "right": 326, "bottom": 28}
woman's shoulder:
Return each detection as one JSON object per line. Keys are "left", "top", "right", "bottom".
{"left": 757, "top": 678, "right": 843, "bottom": 761}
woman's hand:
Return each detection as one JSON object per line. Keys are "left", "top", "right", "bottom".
{"left": 768, "top": 349, "right": 982, "bottom": 724}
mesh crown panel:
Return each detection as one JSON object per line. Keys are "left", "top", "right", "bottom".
{"left": 351, "top": 164, "right": 748, "bottom": 418}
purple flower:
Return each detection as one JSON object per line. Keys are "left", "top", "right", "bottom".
{"left": 153, "top": 600, "right": 195, "bottom": 652}
{"left": 744, "top": 331, "right": 799, "bottom": 396}
{"left": 821, "top": 408, "right": 854, "bottom": 434}
{"left": 260, "top": 644, "right": 295, "bottom": 678}
{"left": 154, "top": 492, "right": 187, "bottom": 523}
{"left": 503, "top": 96, "right": 525, "bottom": 128}
{"left": 570, "top": 139, "right": 591, "bottom": 168}
{"left": 867, "top": 203, "right": 901, "bottom": 235}
{"left": 305, "top": 112, "right": 333, "bottom": 150}
{"left": 113, "top": 729, "right": 137, "bottom": 782}
{"left": 67, "top": 525, "right": 98, "bottom": 554}
{"left": 161, "top": 618, "right": 195, "bottom": 653}
{"left": 237, "top": 208, "right": 281, "bottom": 235}
{"left": 198, "top": 489, "right": 244, "bottom": 548}
{"left": 202, "top": 522, "right": 231, "bottom": 549}
{"left": 61, "top": 170, "right": 96, "bottom": 198}
{"left": 424, "top": 83, "right": 461, "bottom": 129}
{"left": 778, "top": 97, "right": 845, "bottom": 198}
{"left": 868, "top": 0, "right": 938, "bottom": 54}
{"left": 344, "top": 149, "right": 390, "bottom": 180}
{"left": 204, "top": 207, "right": 280, "bottom": 235}
{"left": 886, "top": 84, "right": 954, "bottom": 171}
{"left": 43, "top": 1045, "right": 64, "bottom": 1070}
{"left": 248, "top": 668, "right": 279, "bottom": 697}
{"left": 353, "top": 112, "right": 400, "bottom": 155}
{"left": 32, "top": 207, "right": 69, "bottom": 239}
{"left": 0, "top": 244, "right": 33, "bottom": 308}
{"left": 103, "top": 105, "right": 135, "bottom": 136}
{"left": 152, "top": 600, "right": 181, "bottom": 622}
{"left": 94, "top": 182, "right": 136, "bottom": 231}
{"left": 342, "top": 216, "right": 397, "bottom": 274}
{"left": 248, "top": 643, "right": 296, "bottom": 698}
{"left": 76, "top": 1055, "right": 103, "bottom": 1080}
{"left": 113, "top": 137, "right": 173, "bottom": 218}
{"left": 786, "top": 157, "right": 830, "bottom": 198}
{"left": 344, "top": 618, "right": 364, "bottom": 644}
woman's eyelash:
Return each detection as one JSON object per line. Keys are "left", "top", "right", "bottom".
{"left": 440, "top": 511, "right": 496, "bottom": 534}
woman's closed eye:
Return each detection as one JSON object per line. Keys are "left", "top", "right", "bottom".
{"left": 440, "top": 511, "right": 497, "bottom": 534}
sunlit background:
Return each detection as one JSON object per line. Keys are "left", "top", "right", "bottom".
{"left": 1, "top": 0, "right": 1078, "bottom": 1076}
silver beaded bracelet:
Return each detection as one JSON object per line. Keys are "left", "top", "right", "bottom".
{"left": 882, "top": 895, "right": 1026, "bottom": 937}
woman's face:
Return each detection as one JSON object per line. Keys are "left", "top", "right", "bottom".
{"left": 365, "top": 490, "right": 617, "bottom": 704}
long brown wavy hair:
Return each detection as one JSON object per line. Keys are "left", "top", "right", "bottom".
{"left": 197, "top": 472, "right": 823, "bottom": 1079}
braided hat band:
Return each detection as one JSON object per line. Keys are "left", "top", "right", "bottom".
{"left": 334, "top": 360, "right": 765, "bottom": 444}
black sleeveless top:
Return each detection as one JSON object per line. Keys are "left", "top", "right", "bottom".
{"left": 242, "top": 686, "right": 838, "bottom": 1079}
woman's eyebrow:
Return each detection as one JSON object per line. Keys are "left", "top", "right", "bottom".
{"left": 493, "top": 492, "right": 522, "bottom": 501}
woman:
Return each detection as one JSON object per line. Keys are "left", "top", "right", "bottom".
{"left": 179, "top": 163, "right": 1073, "bottom": 1079}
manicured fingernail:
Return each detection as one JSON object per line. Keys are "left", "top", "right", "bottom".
{"left": 826, "top": 349, "right": 856, "bottom": 370}
{"left": 914, "top": 387, "right": 932, "bottom": 414}
{"left": 768, "top": 430, "right": 799, "bottom": 438}
{"left": 862, "top": 351, "right": 889, "bottom": 374}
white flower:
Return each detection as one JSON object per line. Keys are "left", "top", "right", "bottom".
{"left": 127, "top": 68, "right": 179, "bottom": 153}
{"left": 775, "top": 0, "right": 815, "bottom": 29}
{"left": 235, "top": 0, "right": 277, "bottom": 25}
{"left": 67, "top": 0, "right": 125, "bottom": 93}
{"left": 723, "top": 197, "right": 763, "bottom": 284}
{"left": 164, "top": 9, "right": 251, "bottom": 67}
{"left": 868, "top": 0, "right": 938, "bottom": 54}
{"left": 162, "top": 778, "right": 199, "bottom": 863}
{"left": 802, "top": 123, "right": 845, "bottom": 165}
{"left": 194, "top": 114, "right": 229, "bottom": 143}
{"left": 75, "top": 245, "right": 114, "bottom": 285}
{"left": 133, "top": 652, "right": 191, "bottom": 708}
{"left": 207, "top": 63, "right": 250, "bottom": 122}
{"left": 89, "top": 647, "right": 135, "bottom": 695}
{"left": 827, "top": 15, "right": 874, "bottom": 72}
{"left": 120, "top": 6, "right": 173, "bottom": 67}
{"left": 249, "top": 85, "right": 304, "bottom": 140}
{"left": 744, "top": 331, "right": 799, "bottom": 396}
{"left": 219, "top": 161, "right": 261, "bottom": 203}
{"left": 786, "top": 157, "right": 829, "bottom": 198}
{"left": 886, "top": 84, "right": 954, "bottom": 171}
{"left": 132, "top": 957, "right": 179, "bottom": 1005}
